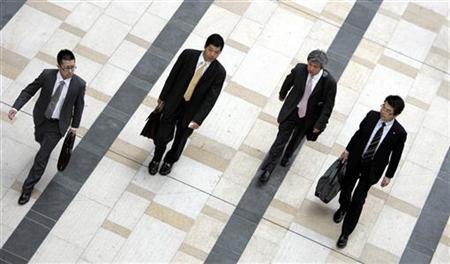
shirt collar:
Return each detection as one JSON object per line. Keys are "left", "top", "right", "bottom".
{"left": 57, "top": 71, "right": 71, "bottom": 85}
{"left": 309, "top": 69, "right": 323, "bottom": 81}
{"left": 379, "top": 118, "right": 395, "bottom": 127}
{"left": 199, "top": 52, "right": 211, "bottom": 67}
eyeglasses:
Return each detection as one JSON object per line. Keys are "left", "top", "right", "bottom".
{"left": 380, "top": 104, "right": 394, "bottom": 115}
{"left": 60, "top": 66, "right": 77, "bottom": 72}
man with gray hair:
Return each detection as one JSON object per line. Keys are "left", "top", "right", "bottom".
{"left": 258, "top": 49, "right": 337, "bottom": 183}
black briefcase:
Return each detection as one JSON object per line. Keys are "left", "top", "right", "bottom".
{"left": 315, "top": 159, "right": 347, "bottom": 203}
{"left": 140, "top": 109, "right": 162, "bottom": 140}
{"left": 57, "top": 131, "right": 76, "bottom": 171}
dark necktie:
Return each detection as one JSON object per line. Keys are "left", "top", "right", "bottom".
{"left": 45, "top": 80, "right": 65, "bottom": 119}
{"left": 362, "top": 122, "right": 386, "bottom": 161}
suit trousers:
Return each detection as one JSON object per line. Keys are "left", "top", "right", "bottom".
{"left": 261, "top": 109, "right": 306, "bottom": 173}
{"left": 23, "top": 119, "right": 62, "bottom": 193}
{"left": 153, "top": 100, "right": 194, "bottom": 163}
{"left": 338, "top": 161, "right": 374, "bottom": 236}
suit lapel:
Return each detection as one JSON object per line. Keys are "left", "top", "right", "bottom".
{"left": 198, "top": 60, "right": 217, "bottom": 84}
{"left": 61, "top": 76, "right": 78, "bottom": 110}
{"left": 309, "top": 70, "right": 328, "bottom": 99}
{"left": 378, "top": 120, "right": 398, "bottom": 150}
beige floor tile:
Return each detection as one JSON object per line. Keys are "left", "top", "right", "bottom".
{"left": 65, "top": 2, "right": 102, "bottom": 32}
{"left": 41, "top": 28, "right": 81, "bottom": 58}
{"left": 339, "top": 60, "right": 373, "bottom": 92}
{"left": 380, "top": 1, "right": 408, "bottom": 16}
{"left": 51, "top": 195, "right": 110, "bottom": 248}
{"left": 198, "top": 92, "right": 260, "bottom": 149}
{"left": 81, "top": 228, "right": 125, "bottom": 263}
{"left": 240, "top": 219, "right": 287, "bottom": 263}
{"left": 243, "top": 1, "right": 278, "bottom": 25}
{"left": 272, "top": 230, "right": 330, "bottom": 263}
{"left": 89, "top": 63, "right": 129, "bottom": 97}
{"left": 147, "top": 0, "right": 183, "bottom": 20}
{"left": 153, "top": 178, "right": 209, "bottom": 219}
{"left": 47, "top": 0, "right": 78, "bottom": 11}
{"left": 107, "top": 191, "right": 149, "bottom": 231}
{"left": 80, "top": 15, "right": 131, "bottom": 57}
{"left": 367, "top": 206, "right": 416, "bottom": 256}
{"left": 130, "top": 12, "right": 167, "bottom": 45}
{"left": 275, "top": 170, "right": 313, "bottom": 209}
{"left": 1, "top": 5, "right": 61, "bottom": 58}
{"left": 79, "top": 157, "right": 136, "bottom": 207}
{"left": 423, "top": 96, "right": 449, "bottom": 137}
{"left": 193, "top": 5, "right": 240, "bottom": 39}
{"left": 315, "top": 116, "right": 345, "bottom": 149}
{"left": 182, "top": 214, "right": 225, "bottom": 255}
{"left": 358, "top": 65, "right": 413, "bottom": 110}
{"left": 431, "top": 242, "right": 450, "bottom": 263}
{"left": 360, "top": 243, "right": 400, "bottom": 264}
{"left": 334, "top": 84, "right": 360, "bottom": 117}
{"left": 407, "top": 127, "right": 449, "bottom": 172}
{"left": 290, "top": 145, "right": 328, "bottom": 182}
{"left": 222, "top": 151, "right": 260, "bottom": 187}
{"left": 113, "top": 215, "right": 186, "bottom": 263}
{"left": 108, "top": 40, "right": 147, "bottom": 73}
{"left": 296, "top": 20, "right": 338, "bottom": 62}
{"left": 168, "top": 156, "right": 222, "bottom": 194}
{"left": 219, "top": 45, "right": 247, "bottom": 77}
{"left": 387, "top": 20, "right": 436, "bottom": 62}
{"left": 172, "top": 250, "right": 204, "bottom": 263}
{"left": 1, "top": 189, "right": 36, "bottom": 229}
{"left": 105, "top": 1, "right": 151, "bottom": 25}
{"left": 131, "top": 166, "right": 169, "bottom": 194}
{"left": 256, "top": 7, "right": 314, "bottom": 58}
{"left": 229, "top": 17, "right": 263, "bottom": 48}
{"left": 326, "top": 250, "right": 359, "bottom": 263}
{"left": 353, "top": 39, "right": 384, "bottom": 66}
{"left": 31, "top": 234, "right": 84, "bottom": 263}
{"left": 365, "top": 12, "right": 399, "bottom": 46}
{"left": 79, "top": 96, "right": 106, "bottom": 129}
{"left": 232, "top": 44, "right": 291, "bottom": 96}
{"left": 212, "top": 176, "right": 246, "bottom": 205}
{"left": 0, "top": 224, "right": 14, "bottom": 248}
{"left": 243, "top": 119, "right": 278, "bottom": 155}
{"left": 321, "top": 1, "right": 354, "bottom": 26}
{"left": 407, "top": 68, "right": 442, "bottom": 104}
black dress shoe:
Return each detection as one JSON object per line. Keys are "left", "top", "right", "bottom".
{"left": 18, "top": 191, "right": 31, "bottom": 205}
{"left": 258, "top": 170, "right": 271, "bottom": 183}
{"left": 159, "top": 162, "right": 173, "bottom": 176}
{"left": 337, "top": 234, "right": 348, "bottom": 248}
{"left": 148, "top": 160, "right": 160, "bottom": 175}
{"left": 280, "top": 156, "right": 290, "bottom": 167}
{"left": 333, "top": 208, "right": 346, "bottom": 223}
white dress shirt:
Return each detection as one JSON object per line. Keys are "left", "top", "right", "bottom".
{"left": 51, "top": 71, "right": 72, "bottom": 119}
{"left": 363, "top": 118, "right": 394, "bottom": 154}
{"left": 195, "top": 52, "right": 211, "bottom": 73}
{"left": 307, "top": 69, "right": 323, "bottom": 93}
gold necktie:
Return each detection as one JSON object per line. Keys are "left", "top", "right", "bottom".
{"left": 184, "top": 62, "right": 206, "bottom": 101}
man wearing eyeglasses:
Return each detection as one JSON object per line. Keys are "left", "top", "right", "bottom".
{"left": 334, "top": 95, "right": 407, "bottom": 249}
{"left": 8, "top": 49, "right": 86, "bottom": 205}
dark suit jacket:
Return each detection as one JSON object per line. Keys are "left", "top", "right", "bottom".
{"left": 278, "top": 63, "right": 337, "bottom": 136}
{"left": 13, "top": 69, "right": 86, "bottom": 136}
{"left": 346, "top": 110, "right": 407, "bottom": 182}
{"left": 159, "top": 49, "right": 226, "bottom": 126}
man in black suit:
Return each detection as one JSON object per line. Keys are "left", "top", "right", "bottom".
{"left": 334, "top": 95, "right": 407, "bottom": 248}
{"left": 258, "top": 50, "right": 337, "bottom": 183}
{"left": 8, "top": 49, "right": 86, "bottom": 205}
{"left": 148, "top": 34, "right": 226, "bottom": 176}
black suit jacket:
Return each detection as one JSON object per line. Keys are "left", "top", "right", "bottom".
{"left": 159, "top": 49, "right": 226, "bottom": 126}
{"left": 278, "top": 63, "right": 337, "bottom": 136}
{"left": 346, "top": 110, "right": 407, "bottom": 181}
{"left": 13, "top": 69, "right": 86, "bottom": 136}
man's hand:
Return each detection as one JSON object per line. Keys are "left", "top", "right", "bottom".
{"left": 340, "top": 150, "right": 349, "bottom": 163}
{"left": 69, "top": 127, "right": 77, "bottom": 134}
{"left": 188, "top": 122, "right": 200, "bottom": 130}
{"left": 313, "top": 128, "right": 321, "bottom": 133}
{"left": 381, "top": 176, "right": 390, "bottom": 187}
{"left": 157, "top": 99, "right": 165, "bottom": 111}
{"left": 8, "top": 108, "right": 17, "bottom": 120}
{"left": 279, "top": 95, "right": 285, "bottom": 102}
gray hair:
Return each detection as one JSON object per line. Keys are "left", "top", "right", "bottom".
{"left": 307, "top": 49, "right": 328, "bottom": 67}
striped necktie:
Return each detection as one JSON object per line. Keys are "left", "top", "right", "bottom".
{"left": 362, "top": 122, "right": 386, "bottom": 161}
{"left": 45, "top": 80, "right": 65, "bottom": 119}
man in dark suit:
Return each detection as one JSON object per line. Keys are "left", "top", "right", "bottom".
{"left": 8, "top": 49, "right": 86, "bottom": 205}
{"left": 258, "top": 50, "right": 337, "bottom": 183}
{"left": 334, "top": 95, "right": 407, "bottom": 248}
{"left": 148, "top": 34, "right": 226, "bottom": 176}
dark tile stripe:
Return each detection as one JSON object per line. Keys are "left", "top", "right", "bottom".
{"left": 205, "top": 0, "right": 383, "bottom": 262}
{"left": 400, "top": 148, "right": 450, "bottom": 263}
{"left": 0, "top": 0, "right": 26, "bottom": 30}
{"left": 1, "top": 1, "right": 213, "bottom": 262}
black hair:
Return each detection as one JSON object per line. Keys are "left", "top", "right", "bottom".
{"left": 57, "top": 49, "right": 75, "bottom": 65}
{"left": 205, "top": 34, "right": 224, "bottom": 51}
{"left": 385, "top": 95, "right": 405, "bottom": 115}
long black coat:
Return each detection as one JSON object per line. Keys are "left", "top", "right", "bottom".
{"left": 346, "top": 110, "right": 407, "bottom": 182}
{"left": 159, "top": 49, "right": 226, "bottom": 127}
{"left": 278, "top": 63, "right": 336, "bottom": 134}
{"left": 12, "top": 69, "right": 86, "bottom": 136}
